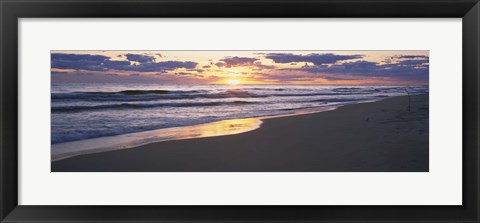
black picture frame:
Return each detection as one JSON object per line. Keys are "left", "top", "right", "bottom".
{"left": 1, "top": 0, "right": 479, "bottom": 222}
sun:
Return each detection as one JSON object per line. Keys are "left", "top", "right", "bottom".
{"left": 227, "top": 79, "right": 240, "bottom": 85}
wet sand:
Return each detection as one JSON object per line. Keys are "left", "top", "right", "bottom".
{"left": 52, "top": 94, "right": 429, "bottom": 172}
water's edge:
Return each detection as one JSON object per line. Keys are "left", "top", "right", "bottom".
{"left": 51, "top": 97, "right": 389, "bottom": 162}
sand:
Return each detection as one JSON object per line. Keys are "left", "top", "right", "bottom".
{"left": 52, "top": 94, "right": 429, "bottom": 172}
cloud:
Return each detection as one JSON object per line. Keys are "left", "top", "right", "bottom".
{"left": 265, "top": 53, "right": 363, "bottom": 65}
{"left": 51, "top": 54, "right": 128, "bottom": 71}
{"left": 215, "top": 62, "right": 226, "bottom": 67}
{"left": 392, "top": 55, "right": 429, "bottom": 59}
{"left": 296, "top": 57, "right": 429, "bottom": 81}
{"left": 391, "top": 58, "right": 429, "bottom": 66}
{"left": 176, "top": 72, "right": 192, "bottom": 75}
{"left": 125, "top": 53, "right": 155, "bottom": 63}
{"left": 51, "top": 53, "right": 109, "bottom": 62}
{"left": 51, "top": 71, "right": 70, "bottom": 75}
{"left": 214, "top": 56, "right": 275, "bottom": 70}
{"left": 51, "top": 53, "right": 198, "bottom": 73}
{"left": 253, "top": 61, "right": 275, "bottom": 70}
{"left": 217, "top": 56, "right": 259, "bottom": 68}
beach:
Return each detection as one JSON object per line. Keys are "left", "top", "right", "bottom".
{"left": 52, "top": 94, "right": 429, "bottom": 172}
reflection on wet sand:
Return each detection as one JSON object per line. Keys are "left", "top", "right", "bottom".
{"left": 52, "top": 118, "right": 262, "bottom": 161}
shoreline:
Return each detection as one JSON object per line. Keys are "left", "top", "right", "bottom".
{"left": 51, "top": 117, "right": 263, "bottom": 161}
{"left": 52, "top": 94, "right": 428, "bottom": 172}
{"left": 51, "top": 100, "right": 353, "bottom": 161}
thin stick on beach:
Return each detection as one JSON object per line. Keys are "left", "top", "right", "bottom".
{"left": 404, "top": 88, "right": 411, "bottom": 112}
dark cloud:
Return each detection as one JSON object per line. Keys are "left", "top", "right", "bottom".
{"left": 101, "top": 60, "right": 132, "bottom": 71}
{"left": 265, "top": 53, "right": 363, "bottom": 65}
{"left": 317, "top": 75, "right": 361, "bottom": 81}
{"left": 51, "top": 71, "right": 69, "bottom": 75}
{"left": 296, "top": 57, "right": 429, "bottom": 81}
{"left": 253, "top": 61, "right": 275, "bottom": 70}
{"left": 392, "top": 55, "right": 429, "bottom": 59}
{"left": 218, "top": 56, "right": 258, "bottom": 68}
{"left": 176, "top": 72, "right": 192, "bottom": 75}
{"left": 125, "top": 53, "right": 156, "bottom": 63}
{"left": 51, "top": 53, "right": 198, "bottom": 73}
{"left": 51, "top": 53, "right": 109, "bottom": 62}
{"left": 51, "top": 72, "right": 166, "bottom": 84}
{"left": 51, "top": 53, "right": 128, "bottom": 71}
{"left": 391, "top": 58, "right": 429, "bottom": 66}
{"left": 215, "top": 62, "right": 226, "bottom": 67}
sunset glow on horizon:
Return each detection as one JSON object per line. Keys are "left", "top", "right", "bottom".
{"left": 227, "top": 79, "right": 241, "bottom": 85}
{"left": 51, "top": 50, "right": 429, "bottom": 85}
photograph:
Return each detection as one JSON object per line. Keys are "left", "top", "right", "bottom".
{"left": 50, "top": 50, "right": 429, "bottom": 172}
{"left": 4, "top": 0, "right": 478, "bottom": 221}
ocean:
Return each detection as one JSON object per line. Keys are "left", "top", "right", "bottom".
{"left": 51, "top": 83, "right": 428, "bottom": 145}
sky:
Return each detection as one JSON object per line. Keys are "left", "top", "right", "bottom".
{"left": 51, "top": 51, "right": 429, "bottom": 85}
